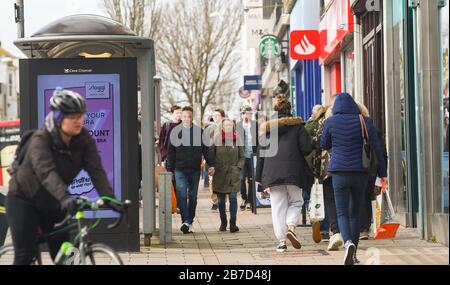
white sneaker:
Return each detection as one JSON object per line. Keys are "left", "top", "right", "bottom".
{"left": 327, "top": 233, "right": 344, "bottom": 251}
{"left": 188, "top": 223, "right": 194, "bottom": 233}
{"left": 276, "top": 241, "right": 287, "bottom": 252}
{"left": 344, "top": 241, "right": 356, "bottom": 265}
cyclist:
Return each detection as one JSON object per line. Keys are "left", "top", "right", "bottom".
{"left": 6, "top": 89, "right": 120, "bottom": 265}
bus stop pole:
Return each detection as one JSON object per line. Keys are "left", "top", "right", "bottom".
{"left": 137, "top": 47, "right": 155, "bottom": 246}
{"left": 158, "top": 173, "right": 172, "bottom": 244}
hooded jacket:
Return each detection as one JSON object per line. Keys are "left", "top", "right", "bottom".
{"left": 255, "top": 114, "right": 313, "bottom": 190}
{"left": 320, "top": 93, "right": 387, "bottom": 177}
{"left": 8, "top": 112, "right": 114, "bottom": 212}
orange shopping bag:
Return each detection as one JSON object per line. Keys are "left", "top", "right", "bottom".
{"left": 171, "top": 181, "right": 177, "bottom": 214}
{"left": 374, "top": 181, "right": 400, "bottom": 239}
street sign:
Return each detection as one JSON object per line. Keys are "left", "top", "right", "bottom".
{"left": 259, "top": 35, "right": 281, "bottom": 59}
{"left": 244, "top": 75, "right": 262, "bottom": 90}
{"left": 290, "top": 30, "right": 320, "bottom": 60}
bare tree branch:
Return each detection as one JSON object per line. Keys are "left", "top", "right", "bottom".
{"left": 157, "top": 0, "right": 243, "bottom": 123}
{"left": 102, "top": 0, "right": 242, "bottom": 124}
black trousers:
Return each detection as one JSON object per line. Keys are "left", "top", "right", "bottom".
{"left": 240, "top": 158, "right": 254, "bottom": 205}
{"left": 323, "top": 177, "right": 340, "bottom": 235}
{"left": 5, "top": 196, "right": 68, "bottom": 265}
{"left": 359, "top": 176, "right": 376, "bottom": 231}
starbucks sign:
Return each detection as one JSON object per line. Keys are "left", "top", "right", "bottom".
{"left": 259, "top": 35, "right": 281, "bottom": 59}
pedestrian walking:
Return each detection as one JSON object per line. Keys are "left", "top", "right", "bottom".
{"left": 236, "top": 105, "right": 258, "bottom": 211}
{"left": 158, "top": 105, "right": 182, "bottom": 165}
{"left": 357, "top": 103, "right": 387, "bottom": 240}
{"left": 256, "top": 95, "right": 313, "bottom": 252}
{"left": 167, "top": 106, "right": 214, "bottom": 234}
{"left": 207, "top": 109, "right": 226, "bottom": 211}
{"left": 209, "top": 118, "right": 245, "bottom": 233}
{"left": 305, "top": 105, "right": 344, "bottom": 251}
{"left": 320, "top": 92, "right": 387, "bottom": 265}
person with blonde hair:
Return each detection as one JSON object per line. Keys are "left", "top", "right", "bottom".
{"left": 305, "top": 104, "right": 344, "bottom": 251}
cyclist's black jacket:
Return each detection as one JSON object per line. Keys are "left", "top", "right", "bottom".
{"left": 8, "top": 114, "right": 114, "bottom": 212}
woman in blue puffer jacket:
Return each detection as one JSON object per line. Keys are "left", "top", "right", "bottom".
{"left": 321, "top": 92, "right": 387, "bottom": 265}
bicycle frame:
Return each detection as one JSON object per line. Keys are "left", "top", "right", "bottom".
{"left": 1, "top": 196, "right": 128, "bottom": 265}
{"left": 54, "top": 211, "right": 96, "bottom": 265}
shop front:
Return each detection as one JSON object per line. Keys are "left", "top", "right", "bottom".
{"left": 289, "top": 0, "right": 321, "bottom": 120}
{"left": 382, "top": 0, "right": 448, "bottom": 245}
{"left": 319, "top": 0, "right": 354, "bottom": 105}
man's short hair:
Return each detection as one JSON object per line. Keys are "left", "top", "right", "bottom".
{"left": 170, "top": 105, "right": 182, "bottom": 113}
{"left": 213, "top": 108, "right": 225, "bottom": 118}
{"left": 182, "top": 106, "right": 193, "bottom": 113}
{"left": 240, "top": 105, "right": 252, "bottom": 114}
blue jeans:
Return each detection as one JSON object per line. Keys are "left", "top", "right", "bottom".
{"left": 332, "top": 174, "right": 368, "bottom": 247}
{"left": 175, "top": 169, "right": 201, "bottom": 224}
{"left": 302, "top": 187, "right": 310, "bottom": 212}
{"left": 217, "top": 192, "right": 238, "bottom": 223}
{"left": 202, "top": 167, "right": 209, "bottom": 188}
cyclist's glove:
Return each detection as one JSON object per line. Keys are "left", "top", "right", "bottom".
{"left": 61, "top": 196, "right": 80, "bottom": 215}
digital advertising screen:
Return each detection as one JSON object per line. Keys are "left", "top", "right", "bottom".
{"left": 37, "top": 74, "right": 122, "bottom": 218}
{"left": 20, "top": 57, "right": 139, "bottom": 251}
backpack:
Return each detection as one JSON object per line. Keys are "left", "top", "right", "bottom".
{"left": 7, "top": 129, "right": 37, "bottom": 176}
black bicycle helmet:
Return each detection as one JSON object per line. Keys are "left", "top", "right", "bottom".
{"left": 50, "top": 88, "right": 87, "bottom": 115}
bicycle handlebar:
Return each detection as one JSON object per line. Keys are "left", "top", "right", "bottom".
{"left": 106, "top": 199, "right": 131, "bottom": 230}
{"left": 54, "top": 197, "right": 131, "bottom": 229}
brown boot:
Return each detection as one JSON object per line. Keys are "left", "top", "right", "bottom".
{"left": 312, "top": 221, "right": 322, "bottom": 243}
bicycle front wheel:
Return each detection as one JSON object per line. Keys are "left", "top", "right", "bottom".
{"left": 84, "top": 243, "right": 123, "bottom": 265}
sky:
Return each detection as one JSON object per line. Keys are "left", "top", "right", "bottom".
{"left": 0, "top": 0, "right": 107, "bottom": 57}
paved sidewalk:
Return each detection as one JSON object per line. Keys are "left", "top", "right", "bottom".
{"left": 126, "top": 185, "right": 449, "bottom": 265}
{"left": 1, "top": 184, "right": 448, "bottom": 265}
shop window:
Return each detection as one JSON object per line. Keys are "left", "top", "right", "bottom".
{"left": 361, "top": 0, "right": 385, "bottom": 135}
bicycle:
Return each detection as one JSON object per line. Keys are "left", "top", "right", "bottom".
{"left": 0, "top": 196, "right": 131, "bottom": 265}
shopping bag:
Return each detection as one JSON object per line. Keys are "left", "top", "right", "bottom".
{"left": 256, "top": 191, "right": 271, "bottom": 208}
{"left": 308, "top": 179, "right": 325, "bottom": 222}
{"left": 374, "top": 182, "right": 400, "bottom": 239}
{"left": 171, "top": 181, "right": 177, "bottom": 214}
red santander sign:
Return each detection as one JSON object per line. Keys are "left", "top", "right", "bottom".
{"left": 290, "top": 30, "right": 320, "bottom": 60}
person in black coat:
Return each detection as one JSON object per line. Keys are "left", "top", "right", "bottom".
{"left": 166, "top": 106, "right": 214, "bottom": 234}
{"left": 255, "top": 95, "right": 313, "bottom": 252}
{"left": 6, "top": 89, "right": 117, "bottom": 265}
